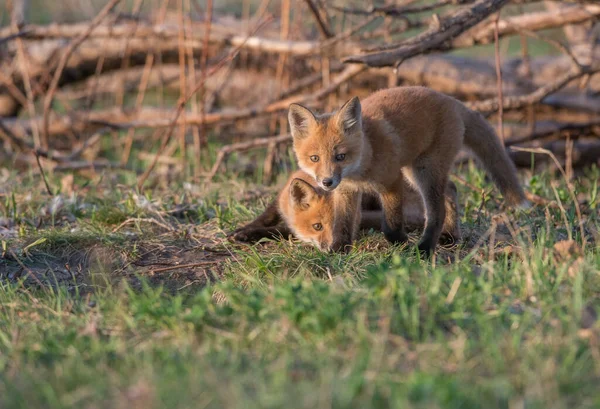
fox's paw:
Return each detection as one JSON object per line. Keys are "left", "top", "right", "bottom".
{"left": 229, "top": 227, "right": 263, "bottom": 243}
{"left": 417, "top": 239, "right": 436, "bottom": 258}
{"left": 383, "top": 228, "right": 409, "bottom": 245}
{"left": 439, "top": 229, "right": 461, "bottom": 246}
{"left": 330, "top": 241, "right": 353, "bottom": 254}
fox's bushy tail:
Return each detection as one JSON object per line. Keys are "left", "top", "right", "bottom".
{"left": 461, "top": 108, "right": 528, "bottom": 207}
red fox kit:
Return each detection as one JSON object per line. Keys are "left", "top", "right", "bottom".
{"left": 231, "top": 170, "right": 461, "bottom": 252}
{"left": 289, "top": 86, "right": 527, "bottom": 254}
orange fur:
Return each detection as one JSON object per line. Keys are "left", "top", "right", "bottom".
{"left": 231, "top": 169, "right": 462, "bottom": 252}
{"left": 289, "top": 86, "right": 526, "bottom": 253}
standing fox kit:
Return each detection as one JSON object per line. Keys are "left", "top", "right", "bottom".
{"left": 289, "top": 86, "right": 527, "bottom": 254}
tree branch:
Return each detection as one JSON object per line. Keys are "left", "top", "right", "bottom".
{"left": 467, "top": 66, "right": 600, "bottom": 113}
{"left": 343, "top": 0, "right": 510, "bottom": 67}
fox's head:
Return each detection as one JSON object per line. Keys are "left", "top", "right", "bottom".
{"left": 287, "top": 178, "right": 335, "bottom": 252}
{"left": 288, "top": 97, "right": 364, "bottom": 192}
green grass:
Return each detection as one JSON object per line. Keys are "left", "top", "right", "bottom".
{"left": 0, "top": 161, "right": 599, "bottom": 408}
{"left": 1, "top": 1, "right": 597, "bottom": 405}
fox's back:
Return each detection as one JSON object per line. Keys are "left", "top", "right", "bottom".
{"left": 337, "top": 86, "right": 464, "bottom": 187}
{"left": 362, "top": 86, "right": 464, "bottom": 147}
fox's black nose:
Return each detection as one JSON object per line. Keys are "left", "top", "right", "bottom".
{"left": 322, "top": 178, "right": 333, "bottom": 187}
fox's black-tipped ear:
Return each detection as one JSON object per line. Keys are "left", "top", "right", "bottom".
{"left": 290, "top": 178, "right": 317, "bottom": 210}
{"left": 288, "top": 104, "right": 316, "bottom": 141}
{"left": 337, "top": 96, "right": 362, "bottom": 132}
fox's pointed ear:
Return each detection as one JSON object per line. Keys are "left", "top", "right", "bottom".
{"left": 288, "top": 104, "right": 316, "bottom": 141}
{"left": 289, "top": 178, "right": 317, "bottom": 210}
{"left": 337, "top": 96, "right": 362, "bottom": 132}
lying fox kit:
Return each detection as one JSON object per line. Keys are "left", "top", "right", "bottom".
{"left": 289, "top": 86, "right": 527, "bottom": 254}
{"left": 231, "top": 170, "right": 462, "bottom": 252}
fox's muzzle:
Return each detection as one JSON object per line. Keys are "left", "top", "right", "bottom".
{"left": 319, "top": 241, "right": 334, "bottom": 253}
{"left": 318, "top": 175, "right": 341, "bottom": 191}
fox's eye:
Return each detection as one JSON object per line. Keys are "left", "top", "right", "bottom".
{"left": 310, "top": 155, "right": 319, "bottom": 162}
{"left": 312, "top": 223, "right": 323, "bottom": 231}
{"left": 335, "top": 153, "right": 346, "bottom": 161}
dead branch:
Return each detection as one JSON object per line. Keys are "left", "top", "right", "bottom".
{"left": 3, "top": 8, "right": 597, "bottom": 119}
{"left": 454, "top": 3, "right": 600, "bottom": 46}
{"left": 510, "top": 140, "right": 600, "bottom": 170}
{"left": 0, "top": 21, "right": 337, "bottom": 57}
{"left": 146, "top": 261, "right": 218, "bottom": 274}
{"left": 137, "top": 16, "right": 275, "bottom": 190}
{"left": 303, "top": 0, "right": 334, "bottom": 39}
{"left": 343, "top": 0, "right": 510, "bottom": 67}
{"left": 41, "top": 0, "right": 123, "bottom": 148}
{"left": 467, "top": 66, "right": 600, "bottom": 113}
{"left": 64, "top": 127, "right": 110, "bottom": 161}
{"left": 4, "top": 63, "right": 366, "bottom": 140}
{"left": 52, "top": 161, "right": 131, "bottom": 172}
{"left": 493, "top": 13, "right": 505, "bottom": 143}
{"left": 0, "top": 30, "right": 29, "bottom": 46}
{"left": 0, "top": 118, "right": 34, "bottom": 152}
{"left": 2, "top": 2, "right": 600, "bottom": 178}
{"left": 8, "top": 0, "right": 28, "bottom": 29}
{"left": 331, "top": 0, "right": 474, "bottom": 16}
{"left": 505, "top": 119, "right": 600, "bottom": 147}
{"left": 207, "top": 133, "right": 292, "bottom": 180}
{"left": 112, "top": 217, "right": 175, "bottom": 233}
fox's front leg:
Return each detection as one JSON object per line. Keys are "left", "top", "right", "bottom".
{"left": 412, "top": 167, "right": 448, "bottom": 256}
{"left": 230, "top": 200, "right": 284, "bottom": 242}
{"left": 331, "top": 190, "right": 362, "bottom": 252}
{"left": 379, "top": 179, "right": 409, "bottom": 245}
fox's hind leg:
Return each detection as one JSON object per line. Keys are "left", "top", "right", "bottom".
{"left": 379, "top": 177, "right": 409, "bottom": 245}
{"left": 408, "top": 164, "right": 449, "bottom": 256}
{"left": 439, "top": 181, "right": 462, "bottom": 244}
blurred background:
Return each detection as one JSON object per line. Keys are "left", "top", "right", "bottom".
{"left": 1, "top": 0, "right": 598, "bottom": 191}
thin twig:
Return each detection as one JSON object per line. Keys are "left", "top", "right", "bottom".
{"left": 320, "top": 15, "right": 380, "bottom": 50}
{"left": 0, "top": 29, "right": 29, "bottom": 45}
{"left": 511, "top": 146, "right": 586, "bottom": 249}
{"left": 198, "top": 0, "right": 214, "bottom": 175}
{"left": 148, "top": 261, "right": 218, "bottom": 274}
{"left": 510, "top": 26, "right": 581, "bottom": 69}
{"left": 177, "top": 0, "right": 188, "bottom": 173}
{"left": 41, "top": 0, "right": 122, "bottom": 149}
{"left": 186, "top": 0, "right": 203, "bottom": 177}
{"left": 467, "top": 66, "right": 600, "bottom": 113}
{"left": 303, "top": 0, "right": 334, "bottom": 39}
{"left": 112, "top": 217, "right": 175, "bottom": 233}
{"left": 0, "top": 119, "right": 53, "bottom": 194}
{"left": 65, "top": 127, "right": 109, "bottom": 161}
{"left": 118, "top": 1, "right": 159, "bottom": 166}
{"left": 0, "top": 71, "right": 28, "bottom": 107}
{"left": 331, "top": 0, "right": 472, "bottom": 16}
{"left": 34, "top": 153, "right": 53, "bottom": 195}
{"left": 208, "top": 133, "right": 292, "bottom": 180}
{"left": 5, "top": 63, "right": 367, "bottom": 140}
{"left": 8, "top": 249, "right": 45, "bottom": 288}
{"left": 52, "top": 161, "right": 131, "bottom": 172}
{"left": 493, "top": 12, "right": 505, "bottom": 144}
{"left": 454, "top": 3, "right": 600, "bottom": 47}
{"left": 136, "top": 15, "right": 274, "bottom": 190}
{"left": 505, "top": 119, "right": 600, "bottom": 147}
{"left": 120, "top": 54, "right": 155, "bottom": 165}
{"left": 344, "top": 0, "right": 510, "bottom": 67}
